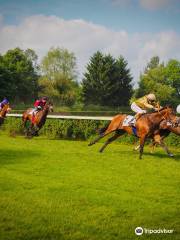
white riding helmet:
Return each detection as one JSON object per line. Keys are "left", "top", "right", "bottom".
{"left": 176, "top": 104, "right": 180, "bottom": 114}
{"left": 147, "top": 93, "right": 156, "bottom": 101}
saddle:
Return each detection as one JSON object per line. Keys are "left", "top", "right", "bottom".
{"left": 122, "top": 115, "right": 136, "bottom": 127}
{"left": 122, "top": 112, "right": 147, "bottom": 127}
{"left": 30, "top": 109, "right": 39, "bottom": 124}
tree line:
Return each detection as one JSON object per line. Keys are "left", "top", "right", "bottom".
{"left": 0, "top": 47, "right": 179, "bottom": 108}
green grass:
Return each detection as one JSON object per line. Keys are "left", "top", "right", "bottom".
{"left": 0, "top": 134, "right": 179, "bottom": 240}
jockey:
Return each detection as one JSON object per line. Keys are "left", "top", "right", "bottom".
{"left": 131, "top": 93, "right": 158, "bottom": 119}
{"left": 31, "top": 96, "right": 48, "bottom": 124}
{"left": 34, "top": 96, "right": 48, "bottom": 112}
{"left": 0, "top": 98, "right": 9, "bottom": 111}
{"left": 177, "top": 104, "right": 180, "bottom": 114}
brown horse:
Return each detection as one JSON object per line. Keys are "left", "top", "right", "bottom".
{"left": 22, "top": 102, "right": 53, "bottom": 137}
{"left": 150, "top": 119, "right": 180, "bottom": 157}
{"left": 0, "top": 103, "right": 11, "bottom": 125}
{"left": 88, "top": 107, "right": 178, "bottom": 159}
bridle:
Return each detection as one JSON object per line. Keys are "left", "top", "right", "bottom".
{"left": 159, "top": 107, "right": 178, "bottom": 127}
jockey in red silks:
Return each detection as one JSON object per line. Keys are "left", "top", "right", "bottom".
{"left": 34, "top": 96, "right": 48, "bottom": 111}
{"left": 32, "top": 96, "right": 48, "bottom": 123}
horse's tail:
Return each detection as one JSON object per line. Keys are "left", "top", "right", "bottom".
{"left": 97, "top": 122, "right": 110, "bottom": 135}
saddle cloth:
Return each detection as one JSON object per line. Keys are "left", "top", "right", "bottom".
{"left": 122, "top": 115, "right": 136, "bottom": 127}
{"left": 29, "top": 109, "right": 37, "bottom": 115}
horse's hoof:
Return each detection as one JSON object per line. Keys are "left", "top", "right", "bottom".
{"left": 134, "top": 145, "right": 140, "bottom": 151}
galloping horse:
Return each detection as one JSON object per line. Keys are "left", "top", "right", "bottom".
{"left": 0, "top": 103, "right": 11, "bottom": 126}
{"left": 151, "top": 119, "right": 180, "bottom": 157}
{"left": 22, "top": 102, "right": 53, "bottom": 137}
{"left": 88, "top": 107, "right": 178, "bottom": 159}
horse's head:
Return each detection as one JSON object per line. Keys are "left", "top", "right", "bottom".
{"left": 6, "top": 103, "right": 11, "bottom": 113}
{"left": 1, "top": 103, "right": 11, "bottom": 116}
{"left": 161, "top": 106, "right": 179, "bottom": 127}
{"left": 44, "top": 101, "right": 53, "bottom": 112}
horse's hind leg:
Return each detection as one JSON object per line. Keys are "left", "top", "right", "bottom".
{"left": 159, "top": 140, "right": 174, "bottom": 157}
{"left": 88, "top": 134, "right": 105, "bottom": 146}
{"left": 99, "top": 131, "right": 123, "bottom": 153}
{"left": 153, "top": 135, "right": 173, "bottom": 157}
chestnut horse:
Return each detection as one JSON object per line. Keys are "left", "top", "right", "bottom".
{"left": 151, "top": 119, "right": 180, "bottom": 157}
{"left": 0, "top": 103, "right": 11, "bottom": 125}
{"left": 22, "top": 102, "right": 53, "bottom": 137}
{"left": 88, "top": 107, "right": 178, "bottom": 159}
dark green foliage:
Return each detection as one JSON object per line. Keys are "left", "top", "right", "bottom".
{"left": 0, "top": 55, "right": 13, "bottom": 98}
{"left": 165, "top": 59, "right": 180, "bottom": 105}
{"left": 40, "top": 119, "right": 106, "bottom": 140}
{"left": 2, "top": 117, "right": 179, "bottom": 146}
{"left": 134, "top": 56, "right": 180, "bottom": 106}
{"left": 0, "top": 48, "right": 39, "bottom": 102}
{"left": 1, "top": 117, "right": 24, "bottom": 136}
{"left": 82, "top": 51, "right": 133, "bottom": 107}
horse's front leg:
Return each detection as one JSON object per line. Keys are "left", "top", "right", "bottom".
{"left": 139, "top": 135, "right": 146, "bottom": 159}
{"left": 33, "top": 124, "right": 40, "bottom": 136}
{"left": 26, "top": 122, "right": 34, "bottom": 137}
{"left": 23, "top": 119, "right": 30, "bottom": 137}
{"left": 150, "top": 140, "right": 157, "bottom": 154}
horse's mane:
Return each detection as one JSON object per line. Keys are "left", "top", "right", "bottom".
{"left": 142, "top": 106, "right": 173, "bottom": 118}
{"left": 151, "top": 105, "right": 173, "bottom": 114}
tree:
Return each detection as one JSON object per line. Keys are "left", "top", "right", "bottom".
{"left": 81, "top": 51, "right": 133, "bottom": 106}
{"left": 145, "top": 56, "right": 160, "bottom": 73}
{"left": 112, "top": 56, "right": 133, "bottom": 105}
{"left": 39, "top": 47, "right": 79, "bottom": 106}
{"left": 0, "top": 48, "right": 39, "bottom": 102}
{"left": 134, "top": 56, "right": 179, "bottom": 106}
{"left": 41, "top": 47, "right": 77, "bottom": 79}
{"left": 165, "top": 59, "right": 180, "bottom": 105}
{"left": 0, "top": 55, "right": 13, "bottom": 99}
{"left": 25, "top": 48, "right": 39, "bottom": 72}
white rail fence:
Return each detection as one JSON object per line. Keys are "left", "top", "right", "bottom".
{"left": 7, "top": 113, "right": 113, "bottom": 121}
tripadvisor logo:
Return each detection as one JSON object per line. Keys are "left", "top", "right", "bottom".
{"left": 135, "top": 227, "right": 143, "bottom": 235}
{"left": 135, "top": 226, "right": 174, "bottom": 235}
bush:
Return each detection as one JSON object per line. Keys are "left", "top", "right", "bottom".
{"left": 1, "top": 117, "right": 179, "bottom": 146}
{"left": 1, "top": 117, "right": 24, "bottom": 136}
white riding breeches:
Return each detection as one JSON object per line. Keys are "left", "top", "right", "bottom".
{"left": 177, "top": 104, "right": 180, "bottom": 114}
{"left": 131, "top": 102, "right": 146, "bottom": 114}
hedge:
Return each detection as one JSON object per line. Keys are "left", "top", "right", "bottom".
{"left": 1, "top": 117, "right": 179, "bottom": 146}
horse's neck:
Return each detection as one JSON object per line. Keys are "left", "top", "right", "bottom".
{"left": 0, "top": 108, "right": 6, "bottom": 118}
{"left": 40, "top": 107, "right": 49, "bottom": 118}
{"left": 150, "top": 110, "right": 167, "bottom": 125}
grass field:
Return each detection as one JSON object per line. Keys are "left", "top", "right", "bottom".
{"left": 0, "top": 133, "right": 179, "bottom": 240}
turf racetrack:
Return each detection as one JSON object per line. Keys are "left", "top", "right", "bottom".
{"left": 0, "top": 134, "right": 179, "bottom": 240}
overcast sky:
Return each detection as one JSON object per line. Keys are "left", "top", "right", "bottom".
{"left": 0, "top": 0, "right": 180, "bottom": 85}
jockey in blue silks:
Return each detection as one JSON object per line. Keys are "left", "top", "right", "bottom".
{"left": 0, "top": 98, "right": 9, "bottom": 111}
